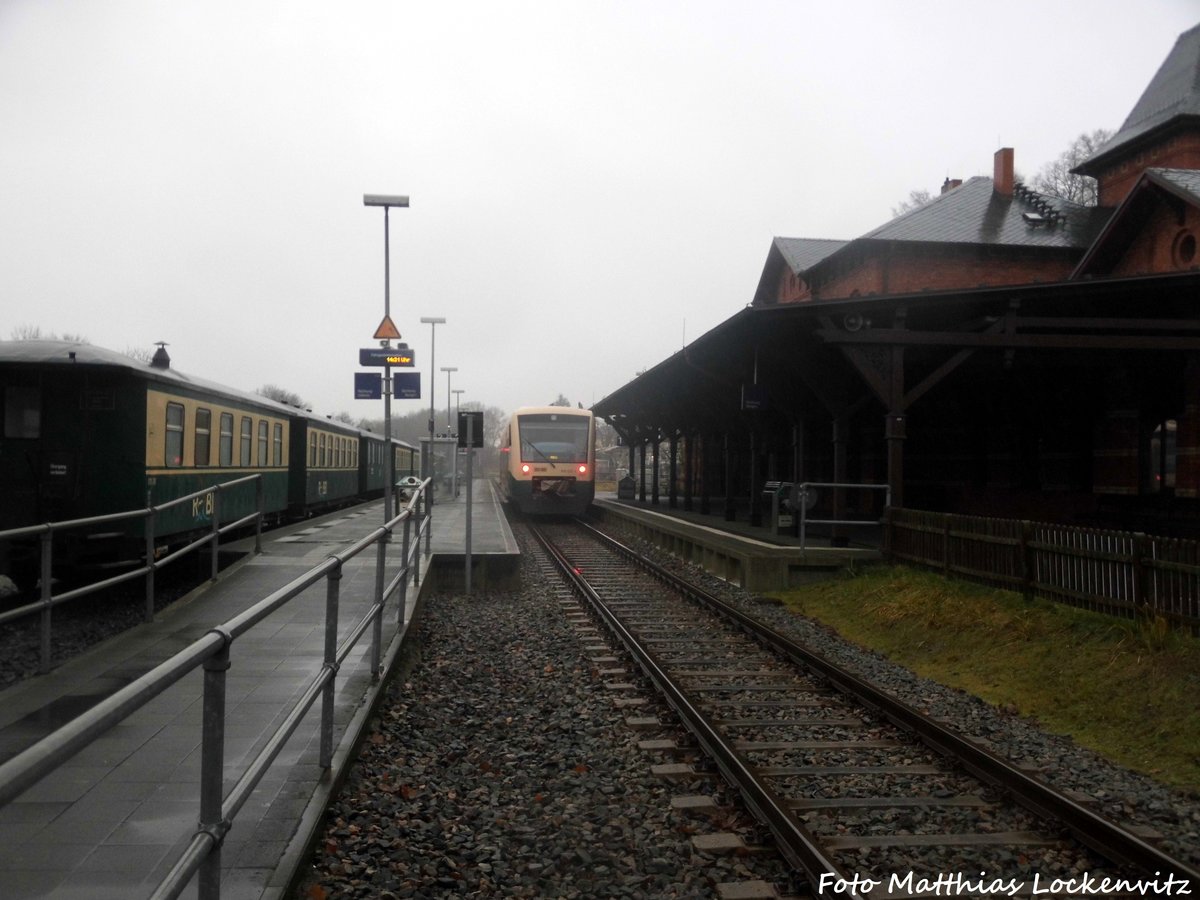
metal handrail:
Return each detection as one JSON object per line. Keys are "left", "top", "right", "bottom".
{"left": 797, "top": 480, "right": 890, "bottom": 549}
{"left": 0, "top": 475, "right": 266, "bottom": 672}
{"left": 0, "top": 477, "right": 434, "bottom": 900}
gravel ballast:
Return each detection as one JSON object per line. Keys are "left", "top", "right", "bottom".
{"left": 296, "top": 527, "right": 792, "bottom": 898}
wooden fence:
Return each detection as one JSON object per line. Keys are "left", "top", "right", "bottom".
{"left": 886, "top": 508, "right": 1200, "bottom": 630}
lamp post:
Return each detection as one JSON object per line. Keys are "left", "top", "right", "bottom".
{"left": 441, "top": 366, "right": 458, "bottom": 432}
{"left": 419, "top": 316, "right": 446, "bottom": 506}
{"left": 452, "top": 389, "right": 464, "bottom": 427}
{"left": 363, "top": 193, "right": 409, "bottom": 523}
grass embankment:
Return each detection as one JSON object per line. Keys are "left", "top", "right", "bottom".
{"left": 767, "top": 566, "right": 1200, "bottom": 794}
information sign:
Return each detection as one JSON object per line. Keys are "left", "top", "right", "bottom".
{"left": 354, "top": 372, "right": 382, "bottom": 400}
{"left": 457, "top": 411, "right": 484, "bottom": 448}
{"left": 394, "top": 372, "right": 421, "bottom": 399}
{"left": 359, "top": 346, "right": 416, "bottom": 367}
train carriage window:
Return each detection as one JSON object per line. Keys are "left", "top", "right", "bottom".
{"left": 257, "top": 420, "right": 268, "bottom": 467}
{"left": 517, "top": 413, "right": 590, "bottom": 463}
{"left": 319, "top": 432, "right": 326, "bottom": 467}
{"left": 309, "top": 431, "right": 317, "bottom": 467}
{"left": 336, "top": 436, "right": 342, "bottom": 469}
{"left": 165, "top": 403, "right": 185, "bottom": 468}
{"left": 240, "top": 416, "right": 252, "bottom": 467}
{"left": 220, "top": 413, "right": 233, "bottom": 466}
{"left": 3, "top": 386, "right": 40, "bottom": 438}
{"left": 195, "top": 408, "right": 212, "bottom": 466}
{"left": 273, "top": 423, "right": 283, "bottom": 466}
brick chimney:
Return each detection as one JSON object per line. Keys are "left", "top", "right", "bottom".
{"left": 993, "top": 147, "right": 1014, "bottom": 196}
{"left": 941, "top": 177, "right": 963, "bottom": 194}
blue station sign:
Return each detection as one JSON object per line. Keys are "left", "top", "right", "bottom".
{"left": 393, "top": 372, "right": 421, "bottom": 399}
{"left": 354, "top": 372, "right": 382, "bottom": 400}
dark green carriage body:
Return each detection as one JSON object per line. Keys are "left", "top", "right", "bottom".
{"left": 288, "top": 417, "right": 363, "bottom": 514}
{"left": 0, "top": 350, "right": 147, "bottom": 530}
{"left": 360, "top": 432, "right": 389, "bottom": 495}
{"left": 357, "top": 433, "right": 419, "bottom": 497}
{"left": 0, "top": 342, "right": 293, "bottom": 568}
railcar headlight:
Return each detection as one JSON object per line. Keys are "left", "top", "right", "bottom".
{"left": 520, "top": 464, "right": 531, "bottom": 474}
{"left": 577, "top": 464, "right": 587, "bottom": 475}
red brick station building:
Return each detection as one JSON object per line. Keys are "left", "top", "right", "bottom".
{"left": 594, "top": 24, "right": 1200, "bottom": 539}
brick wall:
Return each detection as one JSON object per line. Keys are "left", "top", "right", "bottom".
{"left": 810, "top": 249, "right": 1074, "bottom": 300}
{"left": 1112, "top": 197, "right": 1200, "bottom": 276}
{"left": 1094, "top": 130, "right": 1200, "bottom": 207}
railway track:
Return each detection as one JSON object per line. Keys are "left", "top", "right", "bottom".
{"left": 529, "top": 516, "right": 1200, "bottom": 899}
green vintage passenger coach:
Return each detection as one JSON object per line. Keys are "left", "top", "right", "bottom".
{"left": 0, "top": 341, "right": 417, "bottom": 574}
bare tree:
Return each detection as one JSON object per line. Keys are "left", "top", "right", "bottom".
{"left": 549, "top": 393, "right": 571, "bottom": 407}
{"left": 10, "top": 325, "right": 89, "bottom": 342}
{"left": 1031, "top": 128, "right": 1113, "bottom": 206}
{"left": 258, "top": 384, "right": 306, "bottom": 408}
{"left": 891, "top": 189, "right": 932, "bottom": 218}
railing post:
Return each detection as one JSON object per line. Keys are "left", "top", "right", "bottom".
{"left": 319, "top": 563, "right": 342, "bottom": 769}
{"left": 39, "top": 531, "right": 53, "bottom": 675}
{"left": 882, "top": 506, "right": 893, "bottom": 562}
{"left": 199, "top": 636, "right": 231, "bottom": 900}
{"left": 254, "top": 476, "right": 263, "bottom": 555}
{"left": 798, "top": 485, "right": 808, "bottom": 550}
{"left": 424, "top": 485, "right": 432, "bottom": 557}
{"left": 210, "top": 489, "right": 221, "bottom": 582}
{"left": 400, "top": 514, "right": 412, "bottom": 621}
{"left": 144, "top": 508, "right": 156, "bottom": 623}
{"left": 371, "top": 532, "right": 386, "bottom": 681}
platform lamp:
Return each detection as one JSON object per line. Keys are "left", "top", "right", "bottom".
{"left": 420, "top": 316, "right": 446, "bottom": 507}
{"left": 363, "top": 193, "right": 408, "bottom": 524}
{"left": 441, "top": 366, "right": 458, "bottom": 432}
{"left": 452, "top": 389, "right": 465, "bottom": 426}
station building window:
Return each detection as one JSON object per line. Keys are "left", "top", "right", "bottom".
{"left": 195, "top": 408, "right": 212, "bottom": 466}
{"left": 240, "top": 416, "right": 252, "bottom": 467}
{"left": 220, "top": 413, "right": 233, "bottom": 466}
{"left": 165, "top": 403, "right": 184, "bottom": 468}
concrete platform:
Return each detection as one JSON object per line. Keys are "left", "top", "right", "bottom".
{"left": 591, "top": 494, "right": 882, "bottom": 591}
{"left": 0, "top": 477, "right": 516, "bottom": 900}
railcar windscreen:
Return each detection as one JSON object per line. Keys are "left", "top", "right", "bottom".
{"left": 518, "top": 414, "right": 590, "bottom": 463}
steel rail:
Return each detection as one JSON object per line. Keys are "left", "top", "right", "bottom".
{"left": 528, "top": 522, "right": 862, "bottom": 899}
{"left": 576, "top": 518, "right": 1200, "bottom": 890}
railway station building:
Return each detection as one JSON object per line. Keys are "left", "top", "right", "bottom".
{"left": 594, "top": 23, "right": 1200, "bottom": 540}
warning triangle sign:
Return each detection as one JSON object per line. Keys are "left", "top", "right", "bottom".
{"left": 373, "top": 315, "right": 402, "bottom": 340}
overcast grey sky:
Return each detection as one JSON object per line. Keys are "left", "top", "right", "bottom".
{"left": 2, "top": 1, "right": 1197, "bottom": 421}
